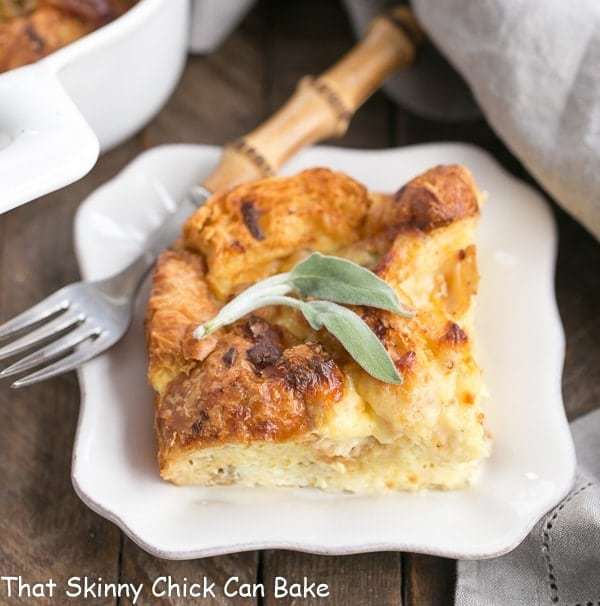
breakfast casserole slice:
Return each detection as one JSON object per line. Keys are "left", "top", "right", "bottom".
{"left": 145, "top": 165, "right": 490, "bottom": 492}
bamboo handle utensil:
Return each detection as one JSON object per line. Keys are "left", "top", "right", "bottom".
{"left": 203, "top": 6, "right": 424, "bottom": 192}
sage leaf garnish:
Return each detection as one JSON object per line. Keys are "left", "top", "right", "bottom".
{"left": 195, "top": 294, "right": 401, "bottom": 384}
{"left": 299, "top": 300, "right": 402, "bottom": 384}
{"left": 193, "top": 274, "right": 293, "bottom": 338}
{"left": 193, "top": 252, "right": 412, "bottom": 383}
{"left": 290, "top": 252, "right": 412, "bottom": 316}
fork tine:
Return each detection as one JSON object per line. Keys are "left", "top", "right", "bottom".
{"left": 0, "top": 290, "right": 70, "bottom": 340}
{"left": 10, "top": 334, "right": 110, "bottom": 388}
{"left": 0, "top": 322, "right": 99, "bottom": 379}
{"left": 0, "top": 309, "right": 83, "bottom": 361}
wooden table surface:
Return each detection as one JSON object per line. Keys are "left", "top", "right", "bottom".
{"left": 0, "top": 1, "right": 598, "bottom": 605}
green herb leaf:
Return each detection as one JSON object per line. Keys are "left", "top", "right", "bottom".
{"left": 299, "top": 300, "right": 402, "bottom": 384}
{"left": 193, "top": 274, "right": 293, "bottom": 338}
{"left": 290, "top": 252, "right": 413, "bottom": 317}
{"left": 193, "top": 253, "right": 411, "bottom": 384}
{"left": 194, "top": 292, "right": 402, "bottom": 384}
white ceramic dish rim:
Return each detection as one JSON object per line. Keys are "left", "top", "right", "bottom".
{"left": 28, "top": 0, "right": 170, "bottom": 70}
{"left": 71, "top": 142, "right": 576, "bottom": 560}
{"left": 0, "top": 0, "right": 183, "bottom": 214}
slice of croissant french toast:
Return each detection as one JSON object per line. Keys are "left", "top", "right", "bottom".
{"left": 145, "top": 165, "right": 490, "bottom": 492}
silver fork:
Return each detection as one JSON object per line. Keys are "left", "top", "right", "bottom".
{"left": 0, "top": 186, "right": 210, "bottom": 388}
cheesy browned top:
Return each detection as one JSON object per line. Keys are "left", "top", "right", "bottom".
{"left": 145, "top": 165, "right": 482, "bottom": 472}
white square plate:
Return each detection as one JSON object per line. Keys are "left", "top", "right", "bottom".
{"left": 72, "top": 143, "right": 575, "bottom": 560}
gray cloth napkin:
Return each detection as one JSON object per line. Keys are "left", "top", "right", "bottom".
{"left": 191, "top": 0, "right": 600, "bottom": 240}
{"left": 456, "top": 408, "right": 600, "bottom": 606}
{"left": 409, "top": 0, "right": 600, "bottom": 242}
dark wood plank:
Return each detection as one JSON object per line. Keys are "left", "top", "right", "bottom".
{"left": 116, "top": 6, "right": 268, "bottom": 599}
{"left": 263, "top": 551, "right": 402, "bottom": 606}
{"left": 403, "top": 555, "right": 455, "bottom": 606}
{"left": 119, "top": 537, "right": 257, "bottom": 605}
{"left": 554, "top": 207, "right": 600, "bottom": 420}
{"left": 260, "top": 1, "right": 402, "bottom": 602}
{"left": 0, "top": 140, "right": 139, "bottom": 605}
{"left": 263, "top": 0, "right": 392, "bottom": 149}
{"left": 141, "top": 7, "right": 266, "bottom": 149}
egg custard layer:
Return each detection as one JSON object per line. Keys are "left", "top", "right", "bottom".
{"left": 146, "top": 165, "right": 490, "bottom": 492}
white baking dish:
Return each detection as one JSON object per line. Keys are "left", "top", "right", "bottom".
{"left": 0, "top": 0, "right": 189, "bottom": 214}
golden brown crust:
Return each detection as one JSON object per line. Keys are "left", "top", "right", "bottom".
{"left": 0, "top": 0, "right": 35, "bottom": 20}
{"left": 145, "top": 248, "right": 219, "bottom": 389}
{"left": 155, "top": 317, "right": 344, "bottom": 467}
{"left": 0, "top": 0, "right": 135, "bottom": 72}
{"left": 183, "top": 168, "right": 371, "bottom": 300}
{"left": 394, "top": 164, "right": 480, "bottom": 230}
{"left": 146, "top": 165, "right": 484, "bottom": 476}
{"left": 364, "top": 164, "right": 480, "bottom": 238}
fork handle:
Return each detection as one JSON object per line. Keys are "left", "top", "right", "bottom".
{"left": 202, "top": 6, "right": 423, "bottom": 193}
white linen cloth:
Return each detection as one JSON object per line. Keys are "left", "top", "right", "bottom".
{"left": 409, "top": 0, "right": 600, "bottom": 242}
{"left": 192, "top": 0, "right": 600, "bottom": 240}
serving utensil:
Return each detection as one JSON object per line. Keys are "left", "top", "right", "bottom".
{"left": 0, "top": 7, "right": 423, "bottom": 388}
